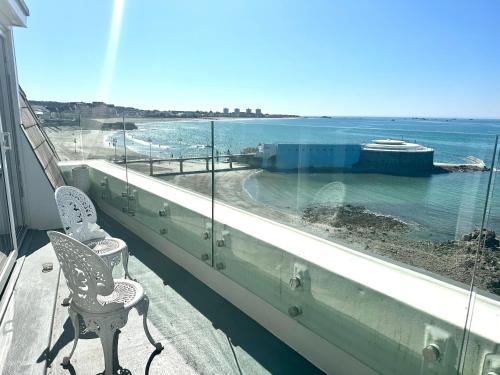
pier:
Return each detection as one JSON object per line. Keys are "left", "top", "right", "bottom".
{"left": 115, "top": 153, "right": 257, "bottom": 176}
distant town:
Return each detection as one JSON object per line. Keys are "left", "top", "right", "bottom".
{"left": 29, "top": 100, "right": 298, "bottom": 122}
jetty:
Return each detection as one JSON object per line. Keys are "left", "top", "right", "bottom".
{"left": 115, "top": 153, "right": 257, "bottom": 176}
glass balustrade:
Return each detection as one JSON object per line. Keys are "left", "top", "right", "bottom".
{"left": 54, "top": 113, "right": 500, "bottom": 374}
{"left": 0, "top": 147, "right": 14, "bottom": 282}
{"left": 459, "top": 136, "right": 500, "bottom": 375}
{"left": 211, "top": 117, "right": 499, "bottom": 375}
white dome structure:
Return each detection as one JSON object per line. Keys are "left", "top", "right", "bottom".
{"left": 357, "top": 139, "right": 434, "bottom": 175}
{"left": 362, "top": 139, "right": 433, "bottom": 152}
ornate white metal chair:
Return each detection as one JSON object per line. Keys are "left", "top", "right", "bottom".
{"left": 55, "top": 186, "right": 131, "bottom": 284}
{"left": 48, "top": 231, "right": 163, "bottom": 375}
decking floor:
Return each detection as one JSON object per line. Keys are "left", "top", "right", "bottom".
{"left": 1, "top": 213, "right": 322, "bottom": 375}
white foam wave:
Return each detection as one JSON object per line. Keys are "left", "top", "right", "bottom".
{"left": 125, "top": 132, "right": 169, "bottom": 149}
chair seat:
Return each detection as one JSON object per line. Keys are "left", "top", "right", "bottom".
{"left": 97, "top": 279, "right": 144, "bottom": 309}
{"left": 83, "top": 237, "right": 126, "bottom": 257}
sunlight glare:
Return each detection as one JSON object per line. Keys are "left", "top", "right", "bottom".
{"left": 98, "top": 0, "right": 125, "bottom": 102}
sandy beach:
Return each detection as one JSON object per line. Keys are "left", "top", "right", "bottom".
{"left": 45, "top": 126, "right": 143, "bottom": 161}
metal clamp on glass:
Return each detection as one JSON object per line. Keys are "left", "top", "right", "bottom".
{"left": 159, "top": 203, "right": 169, "bottom": 217}
{"left": 483, "top": 354, "right": 500, "bottom": 375}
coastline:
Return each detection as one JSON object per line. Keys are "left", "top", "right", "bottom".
{"left": 90, "top": 116, "right": 301, "bottom": 125}
{"left": 159, "top": 168, "right": 500, "bottom": 296}
{"left": 45, "top": 125, "right": 500, "bottom": 296}
{"left": 44, "top": 127, "right": 143, "bottom": 161}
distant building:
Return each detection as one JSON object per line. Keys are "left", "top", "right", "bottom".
{"left": 256, "top": 108, "right": 262, "bottom": 116}
{"left": 357, "top": 139, "right": 434, "bottom": 174}
{"left": 223, "top": 108, "right": 229, "bottom": 115}
{"left": 234, "top": 108, "right": 240, "bottom": 116}
{"left": 246, "top": 108, "right": 252, "bottom": 115}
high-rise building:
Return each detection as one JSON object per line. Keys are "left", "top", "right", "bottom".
{"left": 234, "top": 108, "right": 240, "bottom": 116}
{"left": 223, "top": 107, "right": 229, "bottom": 115}
{"left": 256, "top": 108, "right": 262, "bottom": 116}
{"left": 246, "top": 108, "right": 252, "bottom": 115}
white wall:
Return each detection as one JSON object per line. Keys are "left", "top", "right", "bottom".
{"left": 17, "top": 132, "right": 61, "bottom": 230}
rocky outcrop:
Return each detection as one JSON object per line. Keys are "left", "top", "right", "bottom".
{"left": 301, "top": 205, "right": 500, "bottom": 295}
{"left": 462, "top": 229, "right": 499, "bottom": 249}
{"left": 302, "top": 205, "right": 408, "bottom": 233}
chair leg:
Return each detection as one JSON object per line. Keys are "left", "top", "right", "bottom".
{"left": 62, "top": 291, "right": 73, "bottom": 307}
{"left": 97, "top": 323, "right": 119, "bottom": 375}
{"left": 136, "top": 295, "right": 163, "bottom": 351}
{"left": 62, "top": 309, "right": 79, "bottom": 366}
{"left": 122, "top": 246, "right": 133, "bottom": 280}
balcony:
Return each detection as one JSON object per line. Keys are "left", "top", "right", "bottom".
{"left": 45, "top": 159, "right": 498, "bottom": 375}
{"left": 0, "top": 219, "right": 322, "bottom": 374}
{"left": 1, "top": 1, "right": 499, "bottom": 373}
{"left": 2, "top": 102, "right": 500, "bottom": 373}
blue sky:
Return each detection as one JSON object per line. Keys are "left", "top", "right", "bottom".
{"left": 14, "top": 0, "right": 500, "bottom": 117}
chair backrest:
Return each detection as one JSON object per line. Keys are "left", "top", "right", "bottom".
{"left": 55, "top": 186, "right": 97, "bottom": 236}
{"left": 47, "top": 231, "right": 120, "bottom": 313}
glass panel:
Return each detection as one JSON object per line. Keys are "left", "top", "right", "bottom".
{"left": 459, "top": 135, "right": 500, "bottom": 375}
{"left": 0, "top": 147, "right": 13, "bottom": 273}
{"left": 120, "top": 119, "right": 214, "bottom": 261}
{"left": 212, "top": 220, "right": 284, "bottom": 309}
{"left": 68, "top": 116, "right": 213, "bottom": 263}
{"left": 212, "top": 117, "right": 498, "bottom": 374}
{"left": 0, "top": 35, "right": 24, "bottom": 236}
{"left": 122, "top": 119, "right": 214, "bottom": 196}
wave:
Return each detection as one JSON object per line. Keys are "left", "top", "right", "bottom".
{"left": 125, "top": 132, "right": 169, "bottom": 149}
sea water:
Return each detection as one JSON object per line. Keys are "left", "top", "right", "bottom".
{"left": 115, "top": 117, "right": 500, "bottom": 241}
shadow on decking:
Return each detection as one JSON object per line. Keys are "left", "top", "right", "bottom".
{"left": 94, "top": 210, "right": 322, "bottom": 374}
{"left": 27, "top": 211, "right": 321, "bottom": 374}
{"left": 41, "top": 315, "right": 160, "bottom": 374}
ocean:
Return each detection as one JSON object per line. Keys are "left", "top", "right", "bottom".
{"left": 112, "top": 117, "right": 500, "bottom": 241}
